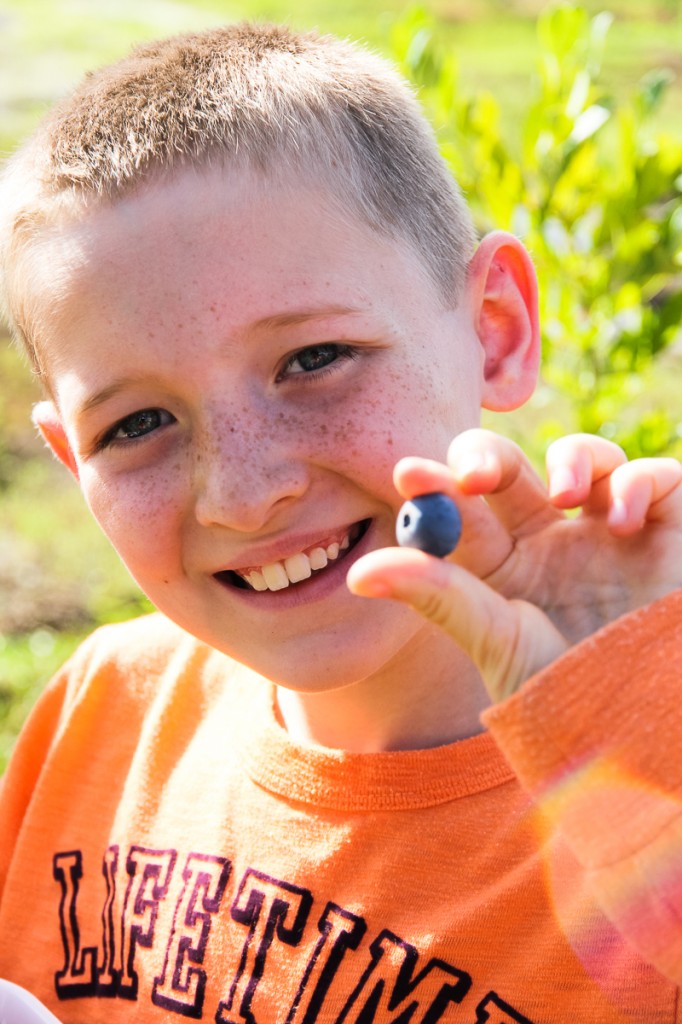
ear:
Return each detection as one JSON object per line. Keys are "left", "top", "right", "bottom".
{"left": 32, "top": 400, "right": 80, "bottom": 479}
{"left": 466, "top": 231, "right": 540, "bottom": 412}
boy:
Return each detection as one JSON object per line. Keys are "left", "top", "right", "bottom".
{"left": 0, "top": 21, "right": 682, "bottom": 1023}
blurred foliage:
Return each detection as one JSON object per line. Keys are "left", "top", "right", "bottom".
{"left": 0, "top": 629, "right": 88, "bottom": 772}
{"left": 0, "top": 340, "right": 152, "bottom": 772}
{"left": 392, "top": 1, "right": 682, "bottom": 459}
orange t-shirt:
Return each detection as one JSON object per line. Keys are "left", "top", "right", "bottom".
{"left": 0, "top": 597, "right": 681, "bottom": 1023}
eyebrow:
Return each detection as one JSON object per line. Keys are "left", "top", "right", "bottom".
{"left": 76, "top": 306, "right": 365, "bottom": 416}
{"left": 77, "top": 376, "right": 151, "bottom": 417}
{"left": 251, "top": 305, "right": 361, "bottom": 331}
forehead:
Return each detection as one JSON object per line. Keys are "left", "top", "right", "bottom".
{"left": 37, "top": 164, "right": 438, "bottom": 290}
{"left": 23, "top": 165, "right": 448, "bottom": 377}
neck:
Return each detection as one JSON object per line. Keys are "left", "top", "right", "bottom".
{"left": 275, "top": 631, "right": 491, "bottom": 753}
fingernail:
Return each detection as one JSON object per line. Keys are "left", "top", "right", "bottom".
{"left": 456, "top": 453, "right": 487, "bottom": 479}
{"left": 549, "top": 465, "right": 578, "bottom": 498}
{"left": 349, "top": 578, "right": 394, "bottom": 599}
{"left": 608, "top": 497, "right": 628, "bottom": 528}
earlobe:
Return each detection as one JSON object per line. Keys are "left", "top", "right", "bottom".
{"left": 32, "top": 400, "right": 80, "bottom": 479}
{"left": 466, "top": 230, "right": 540, "bottom": 412}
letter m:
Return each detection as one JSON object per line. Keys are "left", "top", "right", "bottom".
{"left": 338, "top": 929, "right": 471, "bottom": 1024}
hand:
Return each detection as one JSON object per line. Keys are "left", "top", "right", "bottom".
{"left": 347, "top": 430, "right": 682, "bottom": 702}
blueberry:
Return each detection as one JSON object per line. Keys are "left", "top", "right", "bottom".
{"left": 396, "top": 493, "right": 462, "bottom": 558}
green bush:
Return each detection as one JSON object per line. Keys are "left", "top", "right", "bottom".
{"left": 392, "top": 2, "right": 682, "bottom": 459}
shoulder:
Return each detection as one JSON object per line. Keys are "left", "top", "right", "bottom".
{"left": 62, "top": 612, "right": 194, "bottom": 677}
{"left": 55, "top": 612, "right": 237, "bottom": 711}
{"left": 69, "top": 612, "right": 199, "bottom": 669}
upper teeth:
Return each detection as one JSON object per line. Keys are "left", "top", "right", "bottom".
{"left": 241, "top": 533, "right": 352, "bottom": 592}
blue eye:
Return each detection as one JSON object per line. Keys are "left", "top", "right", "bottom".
{"left": 279, "top": 344, "right": 357, "bottom": 379}
{"left": 101, "top": 408, "right": 174, "bottom": 448}
{"left": 117, "top": 410, "right": 162, "bottom": 438}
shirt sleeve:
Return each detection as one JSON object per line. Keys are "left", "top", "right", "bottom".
{"left": 483, "top": 589, "right": 682, "bottom": 985}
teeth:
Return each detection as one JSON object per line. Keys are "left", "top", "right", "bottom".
{"left": 284, "top": 552, "right": 312, "bottom": 583}
{"left": 261, "top": 563, "right": 290, "bottom": 591}
{"left": 235, "top": 526, "right": 361, "bottom": 592}
{"left": 309, "top": 547, "right": 328, "bottom": 570}
{"left": 246, "top": 570, "right": 268, "bottom": 591}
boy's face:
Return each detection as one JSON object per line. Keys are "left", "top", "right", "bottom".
{"left": 28, "top": 165, "right": 505, "bottom": 693}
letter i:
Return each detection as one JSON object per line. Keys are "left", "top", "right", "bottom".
{"left": 97, "top": 845, "right": 119, "bottom": 995}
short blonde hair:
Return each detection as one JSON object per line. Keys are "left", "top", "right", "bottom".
{"left": 0, "top": 22, "right": 476, "bottom": 372}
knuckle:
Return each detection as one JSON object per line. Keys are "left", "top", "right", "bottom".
{"left": 415, "top": 588, "right": 454, "bottom": 631}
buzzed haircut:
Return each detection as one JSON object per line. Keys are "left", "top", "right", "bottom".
{"left": 0, "top": 22, "right": 477, "bottom": 371}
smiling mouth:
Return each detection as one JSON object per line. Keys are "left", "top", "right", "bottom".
{"left": 215, "top": 519, "right": 371, "bottom": 593}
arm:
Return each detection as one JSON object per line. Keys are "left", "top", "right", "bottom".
{"left": 348, "top": 430, "right": 682, "bottom": 982}
{"left": 485, "top": 592, "right": 682, "bottom": 984}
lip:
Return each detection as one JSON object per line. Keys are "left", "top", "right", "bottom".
{"left": 212, "top": 518, "right": 376, "bottom": 608}
{"left": 216, "top": 520, "right": 365, "bottom": 576}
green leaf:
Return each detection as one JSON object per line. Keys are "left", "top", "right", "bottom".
{"left": 637, "top": 68, "right": 676, "bottom": 120}
{"left": 569, "top": 104, "right": 610, "bottom": 145}
{"left": 537, "top": 2, "right": 589, "bottom": 60}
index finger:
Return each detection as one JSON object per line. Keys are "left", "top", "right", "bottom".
{"left": 392, "top": 454, "right": 516, "bottom": 580}
{"left": 393, "top": 429, "right": 562, "bottom": 582}
{"left": 446, "top": 428, "right": 562, "bottom": 537}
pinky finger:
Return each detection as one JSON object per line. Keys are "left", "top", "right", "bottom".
{"left": 545, "top": 434, "right": 627, "bottom": 508}
{"left": 606, "top": 457, "right": 682, "bottom": 536}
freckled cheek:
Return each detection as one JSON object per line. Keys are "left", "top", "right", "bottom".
{"left": 79, "top": 467, "right": 187, "bottom": 572}
{"left": 300, "top": 375, "right": 460, "bottom": 486}
{"left": 286, "top": 394, "right": 396, "bottom": 486}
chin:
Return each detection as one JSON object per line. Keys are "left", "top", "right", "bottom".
{"left": 238, "top": 630, "right": 416, "bottom": 696}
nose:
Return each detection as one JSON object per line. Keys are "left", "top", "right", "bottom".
{"left": 191, "top": 414, "right": 311, "bottom": 533}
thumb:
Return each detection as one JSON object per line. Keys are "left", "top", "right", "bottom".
{"left": 347, "top": 548, "right": 568, "bottom": 702}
